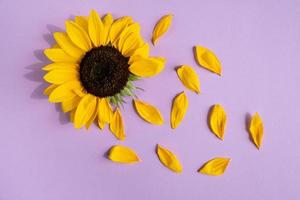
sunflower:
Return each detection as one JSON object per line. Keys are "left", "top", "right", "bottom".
{"left": 43, "top": 10, "right": 165, "bottom": 139}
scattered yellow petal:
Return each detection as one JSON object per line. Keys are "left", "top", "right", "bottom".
{"left": 108, "top": 145, "right": 140, "bottom": 164}
{"left": 198, "top": 157, "right": 231, "bottom": 176}
{"left": 129, "top": 57, "right": 165, "bottom": 77}
{"left": 109, "top": 108, "right": 126, "bottom": 140}
{"left": 249, "top": 112, "right": 264, "bottom": 149}
{"left": 152, "top": 14, "right": 173, "bottom": 45}
{"left": 65, "top": 20, "right": 92, "bottom": 51}
{"left": 88, "top": 10, "right": 104, "bottom": 47}
{"left": 134, "top": 99, "right": 164, "bottom": 125}
{"left": 74, "top": 94, "right": 97, "bottom": 129}
{"left": 194, "top": 46, "right": 222, "bottom": 75}
{"left": 209, "top": 104, "right": 227, "bottom": 140}
{"left": 170, "top": 92, "right": 188, "bottom": 129}
{"left": 156, "top": 145, "right": 182, "bottom": 173}
{"left": 98, "top": 98, "right": 113, "bottom": 123}
{"left": 177, "top": 65, "right": 201, "bottom": 94}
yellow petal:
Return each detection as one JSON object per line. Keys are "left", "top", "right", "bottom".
{"left": 249, "top": 112, "right": 264, "bottom": 149}
{"left": 44, "top": 48, "right": 78, "bottom": 63}
{"left": 43, "top": 84, "right": 58, "bottom": 96}
{"left": 69, "top": 109, "right": 76, "bottom": 123}
{"left": 109, "top": 16, "right": 133, "bottom": 43}
{"left": 121, "top": 33, "right": 143, "bottom": 57}
{"left": 129, "top": 57, "right": 165, "bottom": 77}
{"left": 66, "top": 20, "right": 92, "bottom": 51}
{"left": 198, "top": 157, "right": 231, "bottom": 176}
{"left": 43, "top": 69, "right": 79, "bottom": 84}
{"left": 85, "top": 101, "right": 98, "bottom": 129}
{"left": 88, "top": 10, "right": 104, "bottom": 47}
{"left": 131, "top": 43, "right": 149, "bottom": 59}
{"left": 74, "top": 94, "right": 97, "bottom": 129}
{"left": 170, "top": 92, "right": 188, "bottom": 129}
{"left": 134, "top": 99, "right": 164, "bottom": 125}
{"left": 53, "top": 32, "right": 84, "bottom": 59}
{"left": 74, "top": 16, "right": 88, "bottom": 32}
{"left": 61, "top": 95, "right": 81, "bottom": 113}
{"left": 108, "top": 145, "right": 140, "bottom": 163}
{"left": 152, "top": 14, "right": 173, "bottom": 45}
{"left": 49, "top": 81, "right": 82, "bottom": 103}
{"left": 42, "top": 63, "right": 79, "bottom": 71}
{"left": 177, "top": 65, "right": 201, "bottom": 94}
{"left": 209, "top": 104, "right": 227, "bottom": 140}
{"left": 98, "top": 98, "right": 113, "bottom": 123}
{"left": 156, "top": 144, "right": 182, "bottom": 173}
{"left": 102, "top": 13, "right": 113, "bottom": 45}
{"left": 97, "top": 118, "right": 106, "bottom": 130}
{"left": 117, "top": 23, "right": 140, "bottom": 50}
{"left": 109, "top": 108, "right": 126, "bottom": 140}
{"left": 194, "top": 46, "right": 222, "bottom": 75}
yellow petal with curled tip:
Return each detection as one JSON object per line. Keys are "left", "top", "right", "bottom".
{"left": 43, "top": 84, "right": 58, "bottom": 96}
{"left": 74, "top": 16, "right": 88, "bottom": 32}
{"left": 249, "top": 112, "right": 264, "bottom": 149}
{"left": 98, "top": 98, "right": 113, "bottom": 123}
{"left": 109, "top": 108, "right": 126, "bottom": 140}
{"left": 44, "top": 48, "right": 78, "bottom": 63}
{"left": 66, "top": 20, "right": 92, "bottom": 51}
{"left": 102, "top": 13, "right": 113, "bottom": 45}
{"left": 88, "top": 10, "right": 104, "bottom": 47}
{"left": 42, "top": 63, "right": 79, "bottom": 71}
{"left": 129, "top": 57, "right": 165, "bottom": 77}
{"left": 171, "top": 92, "right": 188, "bottom": 129}
{"left": 152, "top": 14, "right": 173, "bottom": 45}
{"left": 209, "top": 104, "right": 227, "bottom": 140}
{"left": 108, "top": 145, "right": 140, "bottom": 164}
{"left": 49, "top": 81, "right": 82, "bottom": 103}
{"left": 177, "top": 65, "right": 200, "bottom": 94}
{"left": 53, "top": 32, "right": 84, "bottom": 59}
{"left": 43, "top": 69, "right": 79, "bottom": 84}
{"left": 134, "top": 99, "right": 164, "bottom": 125}
{"left": 156, "top": 144, "right": 182, "bottom": 173}
{"left": 109, "top": 16, "right": 133, "bottom": 43}
{"left": 198, "top": 157, "right": 231, "bottom": 176}
{"left": 74, "top": 94, "right": 97, "bottom": 129}
{"left": 194, "top": 46, "right": 222, "bottom": 75}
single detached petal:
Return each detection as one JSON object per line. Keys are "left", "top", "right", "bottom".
{"left": 171, "top": 92, "right": 188, "bottom": 129}
{"left": 109, "top": 108, "right": 126, "bottom": 140}
{"left": 43, "top": 69, "right": 79, "bottom": 84}
{"left": 53, "top": 32, "right": 84, "bottom": 59}
{"left": 134, "top": 99, "right": 164, "bottom": 125}
{"left": 194, "top": 46, "right": 222, "bottom": 75}
{"left": 44, "top": 48, "right": 78, "bottom": 63}
{"left": 177, "top": 65, "right": 201, "bottom": 94}
{"left": 98, "top": 98, "right": 113, "bottom": 123}
{"left": 108, "top": 145, "right": 140, "bottom": 163}
{"left": 88, "top": 10, "right": 104, "bottom": 47}
{"left": 109, "top": 16, "right": 133, "bottom": 43}
{"left": 129, "top": 57, "right": 165, "bottom": 77}
{"left": 42, "top": 63, "right": 79, "bottom": 71}
{"left": 209, "top": 104, "right": 227, "bottom": 140}
{"left": 66, "top": 20, "right": 92, "bottom": 51}
{"left": 74, "top": 94, "right": 97, "bottom": 129}
{"left": 249, "top": 112, "right": 264, "bottom": 149}
{"left": 198, "top": 157, "right": 231, "bottom": 176}
{"left": 152, "top": 14, "right": 173, "bottom": 45}
{"left": 156, "top": 144, "right": 182, "bottom": 173}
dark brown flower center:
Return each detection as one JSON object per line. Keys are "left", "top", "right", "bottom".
{"left": 79, "top": 46, "right": 130, "bottom": 97}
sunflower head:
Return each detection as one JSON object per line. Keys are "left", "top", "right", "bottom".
{"left": 43, "top": 10, "right": 165, "bottom": 132}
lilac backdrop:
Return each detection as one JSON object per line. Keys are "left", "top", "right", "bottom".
{"left": 1, "top": 0, "right": 300, "bottom": 199}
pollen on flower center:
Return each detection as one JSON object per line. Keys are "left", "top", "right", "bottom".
{"left": 79, "top": 45, "right": 130, "bottom": 97}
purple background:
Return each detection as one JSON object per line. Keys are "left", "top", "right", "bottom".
{"left": 1, "top": 0, "right": 300, "bottom": 199}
